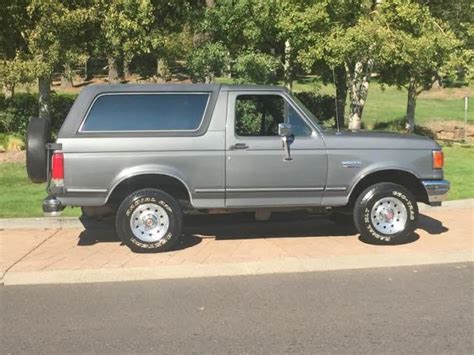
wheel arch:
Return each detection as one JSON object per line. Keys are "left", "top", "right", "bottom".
{"left": 347, "top": 169, "right": 428, "bottom": 209}
{"left": 106, "top": 171, "right": 193, "bottom": 206}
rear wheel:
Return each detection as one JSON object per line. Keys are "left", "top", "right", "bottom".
{"left": 354, "top": 182, "right": 418, "bottom": 244}
{"left": 115, "top": 188, "right": 183, "bottom": 253}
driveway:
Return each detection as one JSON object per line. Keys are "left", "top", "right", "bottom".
{"left": 0, "top": 203, "right": 472, "bottom": 285}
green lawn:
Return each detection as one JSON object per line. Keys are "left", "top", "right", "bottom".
{"left": 0, "top": 146, "right": 472, "bottom": 218}
{"left": 217, "top": 76, "right": 473, "bottom": 127}
{"left": 0, "top": 163, "right": 80, "bottom": 218}
{"left": 442, "top": 145, "right": 474, "bottom": 200}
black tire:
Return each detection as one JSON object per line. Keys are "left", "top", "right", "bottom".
{"left": 115, "top": 188, "right": 183, "bottom": 253}
{"left": 354, "top": 182, "right": 418, "bottom": 244}
{"left": 26, "top": 117, "right": 51, "bottom": 183}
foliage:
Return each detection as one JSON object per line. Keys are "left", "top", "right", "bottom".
{"left": 234, "top": 52, "right": 279, "bottom": 85}
{"left": 294, "top": 92, "right": 335, "bottom": 125}
{"left": 372, "top": 118, "right": 436, "bottom": 139}
{"left": 0, "top": 93, "right": 76, "bottom": 136}
{"left": 187, "top": 42, "right": 229, "bottom": 83}
{"left": 97, "top": 0, "right": 154, "bottom": 63}
{"left": 378, "top": 0, "right": 466, "bottom": 91}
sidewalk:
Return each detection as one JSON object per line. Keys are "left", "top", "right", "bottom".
{"left": 1, "top": 205, "right": 473, "bottom": 285}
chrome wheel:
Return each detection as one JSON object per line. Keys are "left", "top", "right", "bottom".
{"left": 129, "top": 203, "right": 170, "bottom": 242}
{"left": 370, "top": 197, "right": 408, "bottom": 235}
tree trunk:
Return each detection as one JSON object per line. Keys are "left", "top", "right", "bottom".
{"left": 283, "top": 39, "right": 293, "bottom": 91}
{"left": 38, "top": 76, "right": 51, "bottom": 121}
{"left": 334, "top": 65, "right": 347, "bottom": 129}
{"left": 84, "top": 57, "right": 92, "bottom": 81}
{"left": 123, "top": 60, "right": 130, "bottom": 81}
{"left": 3, "top": 84, "right": 14, "bottom": 99}
{"left": 347, "top": 59, "right": 374, "bottom": 130}
{"left": 205, "top": 70, "right": 214, "bottom": 84}
{"left": 61, "top": 63, "right": 74, "bottom": 88}
{"left": 107, "top": 56, "right": 119, "bottom": 83}
{"left": 405, "top": 79, "right": 417, "bottom": 133}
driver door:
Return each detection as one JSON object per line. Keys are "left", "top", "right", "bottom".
{"left": 225, "top": 91, "right": 327, "bottom": 207}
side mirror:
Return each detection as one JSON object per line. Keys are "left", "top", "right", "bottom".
{"left": 278, "top": 123, "right": 292, "bottom": 137}
{"left": 278, "top": 123, "right": 294, "bottom": 161}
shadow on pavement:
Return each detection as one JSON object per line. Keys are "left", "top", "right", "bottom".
{"left": 76, "top": 211, "right": 449, "bottom": 249}
{"left": 417, "top": 213, "right": 449, "bottom": 235}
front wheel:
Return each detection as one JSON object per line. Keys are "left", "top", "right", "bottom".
{"left": 354, "top": 183, "right": 418, "bottom": 244}
{"left": 116, "top": 188, "right": 183, "bottom": 253}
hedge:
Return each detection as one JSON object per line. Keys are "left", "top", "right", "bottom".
{"left": 0, "top": 91, "right": 335, "bottom": 137}
{"left": 0, "top": 93, "right": 77, "bottom": 137}
{"left": 293, "top": 92, "right": 336, "bottom": 127}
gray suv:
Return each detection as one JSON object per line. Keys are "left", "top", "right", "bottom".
{"left": 26, "top": 84, "right": 449, "bottom": 252}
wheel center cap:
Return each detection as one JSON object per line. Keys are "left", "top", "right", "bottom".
{"left": 382, "top": 209, "right": 394, "bottom": 221}
{"left": 143, "top": 215, "right": 158, "bottom": 229}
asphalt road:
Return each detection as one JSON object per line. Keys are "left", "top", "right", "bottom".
{"left": 1, "top": 263, "right": 473, "bottom": 354}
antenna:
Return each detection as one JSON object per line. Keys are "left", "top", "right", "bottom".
{"left": 332, "top": 67, "right": 341, "bottom": 133}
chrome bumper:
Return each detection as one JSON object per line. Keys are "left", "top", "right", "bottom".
{"left": 422, "top": 180, "right": 450, "bottom": 205}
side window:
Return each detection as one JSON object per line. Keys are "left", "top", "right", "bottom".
{"left": 289, "top": 105, "right": 312, "bottom": 136}
{"left": 81, "top": 93, "right": 209, "bottom": 132}
{"left": 235, "top": 95, "right": 311, "bottom": 137}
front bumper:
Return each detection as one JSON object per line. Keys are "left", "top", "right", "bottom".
{"left": 422, "top": 180, "right": 450, "bottom": 206}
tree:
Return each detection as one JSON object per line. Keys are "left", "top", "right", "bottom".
{"left": 94, "top": 0, "right": 154, "bottom": 83}
{"left": 275, "top": 0, "right": 329, "bottom": 91}
{"left": 25, "top": 0, "right": 93, "bottom": 119}
{"left": 196, "top": 0, "right": 278, "bottom": 83}
{"left": 0, "top": 0, "right": 32, "bottom": 97}
{"left": 298, "top": 0, "right": 375, "bottom": 129}
{"left": 377, "top": 0, "right": 466, "bottom": 132}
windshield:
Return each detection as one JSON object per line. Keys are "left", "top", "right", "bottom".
{"left": 288, "top": 93, "right": 323, "bottom": 129}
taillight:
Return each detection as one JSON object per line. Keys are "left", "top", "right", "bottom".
{"left": 433, "top": 150, "right": 444, "bottom": 169}
{"left": 51, "top": 152, "right": 64, "bottom": 185}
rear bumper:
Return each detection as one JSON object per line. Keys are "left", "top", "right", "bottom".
{"left": 421, "top": 180, "right": 450, "bottom": 206}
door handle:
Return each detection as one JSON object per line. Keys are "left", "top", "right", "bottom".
{"left": 230, "top": 143, "right": 249, "bottom": 150}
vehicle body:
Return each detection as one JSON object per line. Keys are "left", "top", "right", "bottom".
{"left": 26, "top": 84, "right": 449, "bottom": 252}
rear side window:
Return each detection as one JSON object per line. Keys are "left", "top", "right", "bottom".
{"left": 81, "top": 93, "right": 209, "bottom": 132}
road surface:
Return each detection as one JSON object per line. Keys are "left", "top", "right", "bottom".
{"left": 1, "top": 262, "right": 473, "bottom": 354}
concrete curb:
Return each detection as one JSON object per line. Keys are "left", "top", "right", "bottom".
{"left": 3, "top": 251, "right": 472, "bottom": 286}
{"left": 0, "top": 199, "right": 472, "bottom": 230}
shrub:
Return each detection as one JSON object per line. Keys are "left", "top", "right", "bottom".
{"left": 372, "top": 118, "right": 436, "bottom": 139}
{"left": 293, "top": 92, "right": 336, "bottom": 126}
{"left": 0, "top": 93, "right": 76, "bottom": 137}
{"left": 234, "top": 52, "right": 279, "bottom": 85}
{"left": 187, "top": 42, "right": 229, "bottom": 83}
{"left": 6, "top": 135, "right": 25, "bottom": 151}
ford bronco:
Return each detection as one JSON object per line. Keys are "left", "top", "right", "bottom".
{"left": 26, "top": 84, "right": 449, "bottom": 252}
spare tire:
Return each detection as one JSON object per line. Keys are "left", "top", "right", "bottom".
{"left": 26, "top": 117, "right": 51, "bottom": 183}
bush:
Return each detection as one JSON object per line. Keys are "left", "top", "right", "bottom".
{"left": 234, "top": 52, "right": 279, "bottom": 85}
{"left": 0, "top": 93, "right": 76, "bottom": 137}
{"left": 187, "top": 42, "right": 229, "bottom": 83}
{"left": 293, "top": 92, "right": 336, "bottom": 126}
{"left": 372, "top": 118, "right": 436, "bottom": 139}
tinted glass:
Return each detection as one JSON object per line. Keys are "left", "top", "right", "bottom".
{"left": 82, "top": 93, "right": 209, "bottom": 132}
{"left": 289, "top": 105, "right": 312, "bottom": 136}
{"left": 235, "top": 95, "right": 311, "bottom": 136}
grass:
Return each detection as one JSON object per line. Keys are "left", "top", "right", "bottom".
{"left": 0, "top": 163, "right": 80, "bottom": 218}
{"left": 0, "top": 146, "right": 472, "bottom": 218}
{"left": 217, "top": 76, "right": 473, "bottom": 126}
{"left": 442, "top": 145, "right": 474, "bottom": 201}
